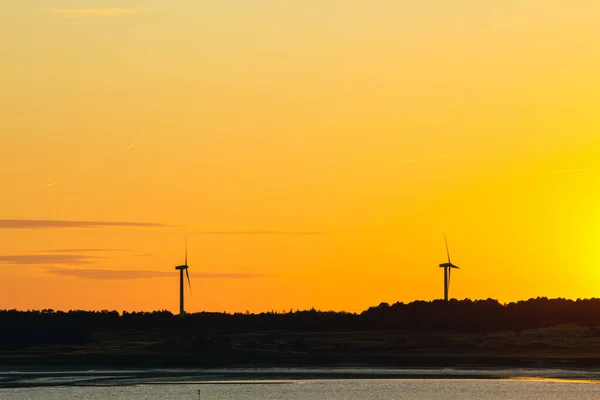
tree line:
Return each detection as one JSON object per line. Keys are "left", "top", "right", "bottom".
{"left": 2, "top": 297, "right": 600, "bottom": 337}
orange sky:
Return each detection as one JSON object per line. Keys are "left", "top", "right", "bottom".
{"left": 2, "top": 1, "right": 600, "bottom": 313}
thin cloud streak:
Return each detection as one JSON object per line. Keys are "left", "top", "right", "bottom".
{"left": 0, "top": 254, "right": 99, "bottom": 265}
{"left": 49, "top": 9, "right": 139, "bottom": 15}
{"left": 199, "top": 230, "right": 324, "bottom": 236}
{"left": 38, "top": 248, "right": 128, "bottom": 253}
{"left": 45, "top": 268, "right": 273, "bottom": 280}
{"left": 0, "top": 219, "right": 173, "bottom": 229}
{"left": 197, "top": 272, "right": 274, "bottom": 279}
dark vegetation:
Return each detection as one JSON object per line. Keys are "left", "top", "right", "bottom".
{"left": 3, "top": 297, "right": 600, "bottom": 368}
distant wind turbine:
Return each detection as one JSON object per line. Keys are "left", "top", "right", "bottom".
{"left": 175, "top": 238, "right": 192, "bottom": 316}
{"left": 439, "top": 234, "right": 459, "bottom": 301}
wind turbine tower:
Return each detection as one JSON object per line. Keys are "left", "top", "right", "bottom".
{"left": 175, "top": 239, "right": 192, "bottom": 316}
{"left": 439, "top": 235, "right": 460, "bottom": 301}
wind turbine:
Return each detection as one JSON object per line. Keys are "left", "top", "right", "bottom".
{"left": 439, "top": 234, "right": 459, "bottom": 301}
{"left": 175, "top": 238, "right": 192, "bottom": 316}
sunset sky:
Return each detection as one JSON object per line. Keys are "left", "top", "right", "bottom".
{"left": 2, "top": 1, "right": 600, "bottom": 313}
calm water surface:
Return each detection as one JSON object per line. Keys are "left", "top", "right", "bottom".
{"left": 4, "top": 379, "right": 600, "bottom": 400}
{"left": 2, "top": 369, "right": 600, "bottom": 400}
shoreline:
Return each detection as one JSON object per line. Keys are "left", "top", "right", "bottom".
{"left": 2, "top": 365, "right": 600, "bottom": 389}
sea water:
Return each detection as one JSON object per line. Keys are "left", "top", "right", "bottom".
{"left": 2, "top": 368, "right": 600, "bottom": 399}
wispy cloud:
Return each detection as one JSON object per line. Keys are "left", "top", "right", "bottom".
{"left": 197, "top": 272, "right": 273, "bottom": 279}
{"left": 0, "top": 254, "right": 99, "bottom": 265}
{"left": 37, "top": 248, "right": 127, "bottom": 253}
{"left": 198, "top": 230, "right": 324, "bottom": 236}
{"left": 49, "top": 8, "right": 139, "bottom": 15}
{"left": 45, "top": 268, "right": 272, "bottom": 280}
{"left": 46, "top": 268, "right": 171, "bottom": 280}
{"left": 0, "top": 219, "right": 173, "bottom": 229}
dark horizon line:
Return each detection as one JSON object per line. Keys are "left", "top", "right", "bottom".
{"left": 4, "top": 296, "right": 597, "bottom": 315}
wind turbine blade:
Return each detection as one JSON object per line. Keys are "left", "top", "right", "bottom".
{"left": 185, "top": 268, "right": 192, "bottom": 294}
{"left": 185, "top": 236, "right": 188, "bottom": 266}
{"left": 444, "top": 233, "right": 451, "bottom": 263}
